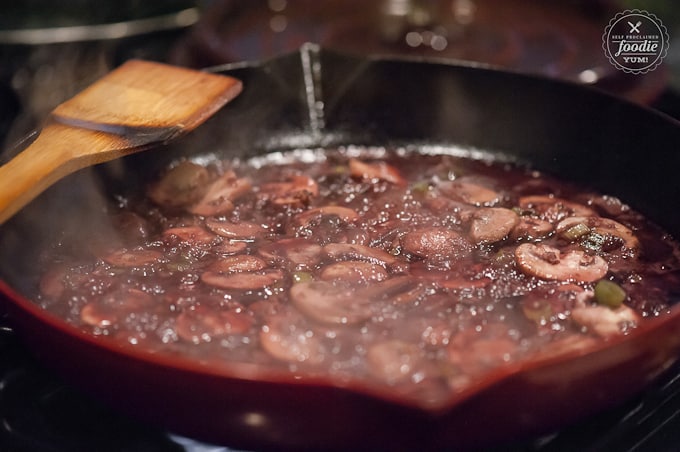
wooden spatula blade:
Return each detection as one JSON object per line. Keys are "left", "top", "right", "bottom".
{"left": 52, "top": 60, "right": 242, "bottom": 135}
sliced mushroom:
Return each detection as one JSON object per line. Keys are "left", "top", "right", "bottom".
{"left": 260, "top": 310, "right": 325, "bottom": 363}
{"left": 323, "top": 243, "right": 404, "bottom": 271}
{"left": 39, "top": 265, "right": 68, "bottom": 299}
{"left": 213, "top": 240, "right": 249, "bottom": 255}
{"left": 80, "top": 288, "right": 155, "bottom": 328}
{"left": 437, "top": 275, "right": 492, "bottom": 291}
{"left": 208, "top": 255, "right": 267, "bottom": 273}
{"left": 111, "top": 211, "right": 150, "bottom": 243}
{"left": 518, "top": 195, "right": 596, "bottom": 223}
{"left": 362, "top": 274, "right": 419, "bottom": 296}
{"left": 319, "top": 260, "right": 389, "bottom": 284}
{"left": 556, "top": 216, "right": 639, "bottom": 251}
{"left": 248, "top": 297, "right": 283, "bottom": 320}
{"left": 205, "top": 218, "right": 267, "bottom": 241}
{"left": 446, "top": 322, "right": 519, "bottom": 373}
{"left": 515, "top": 243, "right": 608, "bottom": 282}
{"left": 438, "top": 180, "right": 500, "bottom": 206}
{"left": 366, "top": 340, "right": 423, "bottom": 384}
{"left": 356, "top": 275, "right": 422, "bottom": 305}
{"left": 400, "top": 227, "right": 471, "bottom": 261}
{"left": 258, "top": 175, "right": 319, "bottom": 206}
{"left": 289, "top": 206, "right": 362, "bottom": 240}
{"left": 176, "top": 305, "right": 254, "bottom": 343}
{"left": 201, "top": 268, "right": 284, "bottom": 290}
{"left": 349, "top": 158, "right": 406, "bottom": 185}
{"left": 147, "top": 161, "right": 210, "bottom": 208}
{"left": 258, "top": 238, "right": 323, "bottom": 268}
{"left": 510, "top": 216, "right": 554, "bottom": 241}
{"left": 102, "top": 248, "right": 163, "bottom": 267}
{"left": 468, "top": 207, "right": 519, "bottom": 244}
{"left": 588, "top": 195, "right": 629, "bottom": 217}
{"left": 422, "top": 194, "right": 471, "bottom": 216}
{"left": 290, "top": 281, "right": 373, "bottom": 325}
{"left": 189, "top": 170, "right": 252, "bottom": 217}
{"left": 80, "top": 303, "right": 116, "bottom": 328}
{"left": 571, "top": 304, "right": 639, "bottom": 337}
{"left": 162, "top": 226, "right": 217, "bottom": 245}
{"left": 292, "top": 206, "right": 360, "bottom": 229}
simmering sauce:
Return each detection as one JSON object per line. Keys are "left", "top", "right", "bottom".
{"left": 37, "top": 147, "right": 680, "bottom": 407}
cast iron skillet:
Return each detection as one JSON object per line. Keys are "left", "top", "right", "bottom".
{"left": 1, "top": 44, "right": 680, "bottom": 451}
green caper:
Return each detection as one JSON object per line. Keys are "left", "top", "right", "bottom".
{"left": 561, "top": 223, "right": 590, "bottom": 241}
{"left": 292, "top": 271, "right": 314, "bottom": 283}
{"left": 522, "top": 298, "right": 552, "bottom": 324}
{"left": 333, "top": 165, "right": 347, "bottom": 175}
{"left": 410, "top": 181, "right": 430, "bottom": 195}
{"left": 594, "top": 280, "right": 626, "bottom": 308}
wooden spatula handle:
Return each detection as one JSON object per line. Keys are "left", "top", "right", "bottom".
{"left": 0, "top": 122, "right": 132, "bottom": 224}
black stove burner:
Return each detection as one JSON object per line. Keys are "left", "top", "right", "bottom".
{"left": 0, "top": 315, "right": 183, "bottom": 452}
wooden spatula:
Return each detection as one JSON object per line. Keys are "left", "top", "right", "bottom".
{"left": 0, "top": 59, "right": 242, "bottom": 224}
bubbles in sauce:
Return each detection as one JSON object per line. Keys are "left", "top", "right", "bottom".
{"left": 37, "top": 147, "right": 680, "bottom": 408}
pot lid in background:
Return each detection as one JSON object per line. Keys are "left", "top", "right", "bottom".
{"left": 0, "top": 1, "right": 198, "bottom": 44}
{"left": 169, "top": 0, "right": 669, "bottom": 105}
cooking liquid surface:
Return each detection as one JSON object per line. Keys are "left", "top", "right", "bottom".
{"left": 36, "top": 147, "right": 680, "bottom": 408}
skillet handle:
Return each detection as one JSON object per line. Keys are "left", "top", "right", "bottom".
{"left": 0, "top": 323, "right": 13, "bottom": 335}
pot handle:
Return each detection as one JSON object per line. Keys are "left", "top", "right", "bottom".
{"left": 0, "top": 318, "right": 14, "bottom": 336}
{"left": 0, "top": 293, "right": 14, "bottom": 334}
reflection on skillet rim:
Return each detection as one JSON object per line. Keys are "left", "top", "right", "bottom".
{"left": 1, "top": 44, "right": 680, "bottom": 451}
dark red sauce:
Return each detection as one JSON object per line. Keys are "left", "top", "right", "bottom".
{"left": 36, "top": 147, "right": 680, "bottom": 407}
